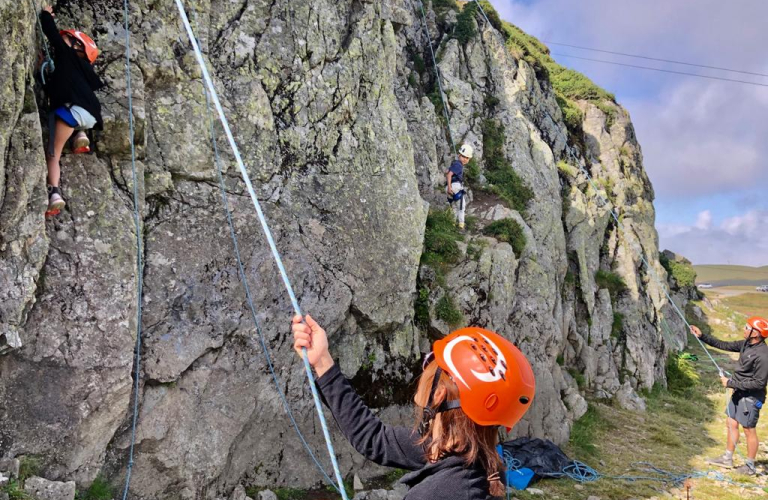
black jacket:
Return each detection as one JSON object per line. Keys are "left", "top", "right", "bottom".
{"left": 700, "top": 333, "right": 768, "bottom": 399}
{"left": 317, "top": 364, "right": 500, "bottom": 500}
{"left": 39, "top": 11, "right": 104, "bottom": 129}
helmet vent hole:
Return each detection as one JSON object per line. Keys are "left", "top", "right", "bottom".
{"left": 519, "top": 396, "right": 530, "bottom": 404}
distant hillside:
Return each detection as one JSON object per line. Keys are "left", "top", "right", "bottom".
{"left": 693, "top": 264, "right": 768, "bottom": 286}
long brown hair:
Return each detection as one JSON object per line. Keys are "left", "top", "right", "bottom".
{"left": 414, "top": 361, "right": 505, "bottom": 497}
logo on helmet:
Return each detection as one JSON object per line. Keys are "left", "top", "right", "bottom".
{"left": 443, "top": 334, "right": 508, "bottom": 389}
{"left": 75, "top": 32, "right": 97, "bottom": 49}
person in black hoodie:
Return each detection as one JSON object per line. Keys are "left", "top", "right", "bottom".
{"left": 691, "top": 316, "right": 768, "bottom": 475}
{"left": 39, "top": 5, "right": 104, "bottom": 214}
{"left": 291, "top": 315, "right": 536, "bottom": 499}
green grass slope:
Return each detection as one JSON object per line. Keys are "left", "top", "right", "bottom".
{"left": 694, "top": 265, "right": 768, "bottom": 286}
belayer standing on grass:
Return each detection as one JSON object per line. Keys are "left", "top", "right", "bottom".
{"left": 39, "top": 5, "right": 104, "bottom": 215}
{"left": 446, "top": 144, "right": 473, "bottom": 230}
{"left": 291, "top": 315, "right": 535, "bottom": 499}
{"left": 690, "top": 316, "right": 768, "bottom": 475}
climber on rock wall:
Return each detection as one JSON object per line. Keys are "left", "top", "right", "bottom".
{"left": 291, "top": 314, "right": 535, "bottom": 499}
{"left": 446, "top": 143, "right": 473, "bottom": 230}
{"left": 39, "top": 5, "right": 104, "bottom": 215}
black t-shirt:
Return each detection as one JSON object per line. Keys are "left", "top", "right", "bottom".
{"left": 40, "top": 11, "right": 104, "bottom": 129}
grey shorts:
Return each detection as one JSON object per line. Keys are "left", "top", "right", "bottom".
{"left": 726, "top": 395, "right": 763, "bottom": 428}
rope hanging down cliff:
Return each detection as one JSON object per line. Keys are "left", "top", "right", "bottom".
{"left": 411, "top": 0, "right": 457, "bottom": 156}
{"left": 120, "top": 0, "right": 144, "bottom": 498}
{"left": 172, "top": 1, "right": 349, "bottom": 498}
{"left": 192, "top": 14, "right": 340, "bottom": 492}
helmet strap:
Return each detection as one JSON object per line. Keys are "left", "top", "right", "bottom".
{"left": 419, "top": 366, "right": 461, "bottom": 436}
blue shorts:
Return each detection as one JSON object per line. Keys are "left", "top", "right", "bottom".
{"left": 54, "top": 105, "right": 96, "bottom": 130}
{"left": 54, "top": 106, "right": 79, "bottom": 127}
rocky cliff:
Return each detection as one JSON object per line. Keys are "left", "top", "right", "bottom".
{"left": 0, "top": 0, "right": 689, "bottom": 498}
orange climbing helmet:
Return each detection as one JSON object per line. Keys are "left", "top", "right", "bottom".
{"left": 747, "top": 317, "right": 768, "bottom": 338}
{"left": 431, "top": 327, "right": 535, "bottom": 429}
{"left": 59, "top": 29, "right": 99, "bottom": 63}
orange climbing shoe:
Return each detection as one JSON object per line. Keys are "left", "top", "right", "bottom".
{"left": 46, "top": 186, "right": 65, "bottom": 216}
{"left": 72, "top": 131, "right": 90, "bottom": 154}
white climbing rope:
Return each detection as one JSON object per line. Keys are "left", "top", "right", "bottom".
{"left": 172, "top": 1, "right": 349, "bottom": 498}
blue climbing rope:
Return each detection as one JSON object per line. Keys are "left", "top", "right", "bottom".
{"left": 412, "top": 0, "right": 457, "bottom": 156}
{"left": 504, "top": 455, "right": 764, "bottom": 492}
{"left": 501, "top": 449, "right": 520, "bottom": 500}
{"left": 120, "top": 0, "right": 144, "bottom": 498}
{"left": 33, "top": 5, "right": 55, "bottom": 84}
{"left": 193, "top": 16, "right": 339, "bottom": 492}
{"left": 173, "top": 1, "right": 349, "bottom": 498}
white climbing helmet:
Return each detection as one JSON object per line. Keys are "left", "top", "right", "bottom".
{"left": 458, "top": 143, "right": 474, "bottom": 159}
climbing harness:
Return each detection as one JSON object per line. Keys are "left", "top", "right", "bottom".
{"left": 411, "top": 0, "right": 457, "bottom": 156}
{"left": 172, "top": 1, "right": 349, "bottom": 498}
{"left": 193, "top": 14, "right": 338, "bottom": 492}
{"left": 34, "top": 7, "right": 55, "bottom": 85}
{"left": 120, "top": 0, "right": 144, "bottom": 497}
{"left": 447, "top": 189, "right": 465, "bottom": 203}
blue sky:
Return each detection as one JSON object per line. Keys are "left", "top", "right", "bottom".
{"left": 489, "top": 0, "right": 768, "bottom": 266}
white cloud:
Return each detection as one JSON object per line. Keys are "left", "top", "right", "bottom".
{"left": 628, "top": 79, "right": 767, "bottom": 198}
{"left": 694, "top": 210, "right": 712, "bottom": 230}
{"left": 658, "top": 210, "right": 768, "bottom": 266}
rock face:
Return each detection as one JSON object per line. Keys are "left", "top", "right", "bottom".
{"left": 23, "top": 476, "right": 76, "bottom": 500}
{"left": 0, "top": 1, "right": 688, "bottom": 498}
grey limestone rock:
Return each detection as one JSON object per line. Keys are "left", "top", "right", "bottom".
{"left": 0, "top": 1, "right": 690, "bottom": 498}
{"left": 0, "top": 459, "right": 20, "bottom": 479}
{"left": 23, "top": 476, "right": 76, "bottom": 500}
{"left": 614, "top": 382, "right": 647, "bottom": 412}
